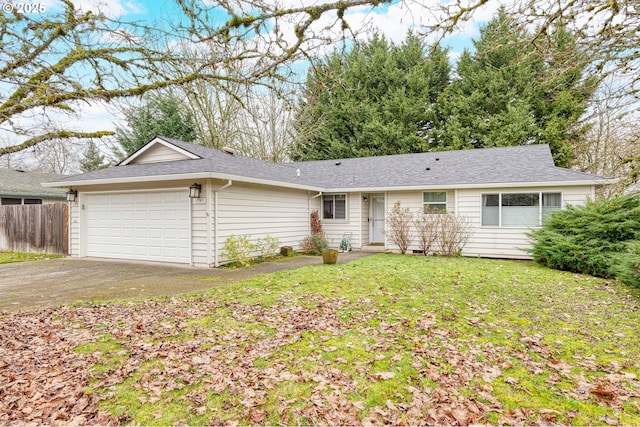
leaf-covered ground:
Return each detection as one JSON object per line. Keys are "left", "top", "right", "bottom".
{"left": 1, "top": 255, "right": 639, "bottom": 425}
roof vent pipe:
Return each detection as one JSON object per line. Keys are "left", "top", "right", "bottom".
{"left": 222, "top": 146, "right": 236, "bottom": 155}
{"left": 296, "top": 168, "right": 301, "bottom": 177}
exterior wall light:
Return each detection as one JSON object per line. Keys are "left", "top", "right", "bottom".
{"left": 66, "top": 189, "right": 78, "bottom": 202}
{"left": 189, "top": 183, "right": 202, "bottom": 198}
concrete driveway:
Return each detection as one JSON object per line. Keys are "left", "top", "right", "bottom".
{"left": 0, "top": 252, "right": 374, "bottom": 314}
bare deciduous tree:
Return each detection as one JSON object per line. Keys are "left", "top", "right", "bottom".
{"left": 384, "top": 201, "right": 413, "bottom": 254}
{"left": 414, "top": 213, "right": 439, "bottom": 256}
{"left": 436, "top": 214, "right": 472, "bottom": 257}
{"left": 0, "top": 0, "right": 388, "bottom": 157}
{"left": 3, "top": 0, "right": 638, "bottom": 167}
{"left": 574, "top": 80, "right": 640, "bottom": 197}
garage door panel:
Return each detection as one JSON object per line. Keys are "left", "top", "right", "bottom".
{"left": 86, "top": 190, "right": 190, "bottom": 264}
{"left": 122, "top": 244, "right": 134, "bottom": 256}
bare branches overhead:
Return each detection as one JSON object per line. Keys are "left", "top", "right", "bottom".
{"left": 1, "top": 0, "right": 638, "bottom": 157}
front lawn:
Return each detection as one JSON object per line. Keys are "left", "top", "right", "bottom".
{"left": 0, "top": 251, "right": 62, "bottom": 264}
{"left": 1, "top": 255, "right": 639, "bottom": 425}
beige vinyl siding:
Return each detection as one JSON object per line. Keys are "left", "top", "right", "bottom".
{"left": 458, "top": 185, "right": 594, "bottom": 259}
{"left": 216, "top": 183, "right": 310, "bottom": 264}
{"left": 385, "top": 190, "right": 455, "bottom": 252}
{"left": 322, "top": 193, "right": 362, "bottom": 249}
{"left": 69, "top": 200, "right": 80, "bottom": 257}
{"left": 130, "top": 144, "right": 191, "bottom": 164}
{"left": 190, "top": 188, "right": 211, "bottom": 267}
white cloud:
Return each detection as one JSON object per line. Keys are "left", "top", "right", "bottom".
{"left": 73, "top": 0, "right": 145, "bottom": 18}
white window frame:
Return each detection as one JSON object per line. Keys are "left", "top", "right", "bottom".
{"left": 423, "top": 191, "right": 447, "bottom": 214}
{"left": 481, "top": 191, "right": 563, "bottom": 228}
{"left": 322, "top": 194, "right": 347, "bottom": 221}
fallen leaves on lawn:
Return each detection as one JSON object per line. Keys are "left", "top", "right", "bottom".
{"left": 1, "top": 289, "right": 639, "bottom": 426}
{"left": 0, "top": 311, "right": 118, "bottom": 426}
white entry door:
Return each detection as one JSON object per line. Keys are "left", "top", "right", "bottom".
{"left": 85, "top": 190, "right": 190, "bottom": 264}
{"left": 370, "top": 194, "right": 385, "bottom": 243}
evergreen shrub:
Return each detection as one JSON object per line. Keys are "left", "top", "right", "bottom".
{"left": 301, "top": 234, "right": 329, "bottom": 255}
{"left": 528, "top": 195, "right": 640, "bottom": 287}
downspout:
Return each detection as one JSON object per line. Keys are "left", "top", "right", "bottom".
{"left": 213, "top": 180, "right": 233, "bottom": 267}
{"left": 309, "top": 192, "right": 322, "bottom": 236}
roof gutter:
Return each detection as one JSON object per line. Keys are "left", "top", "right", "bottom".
{"left": 324, "top": 178, "right": 619, "bottom": 193}
{"left": 43, "top": 173, "right": 617, "bottom": 194}
{"left": 43, "top": 172, "right": 323, "bottom": 192}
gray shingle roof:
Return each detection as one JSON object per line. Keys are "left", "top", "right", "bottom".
{"left": 292, "top": 144, "right": 606, "bottom": 189}
{"left": 0, "top": 169, "right": 67, "bottom": 197}
{"left": 49, "top": 137, "right": 609, "bottom": 190}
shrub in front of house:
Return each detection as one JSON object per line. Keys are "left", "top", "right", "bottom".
{"left": 255, "top": 235, "right": 282, "bottom": 259}
{"left": 223, "top": 234, "right": 283, "bottom": 266}
{"left": 223, "top": 234, "right": 255, "bottom": 266}
{"left": 300, "top": 233, "right": 328, "bottom": 255}
{"left": 528, "top": 194, "right": 640, "bottom": 287}
{"left": 384, "top": 201, "right": 413, "bottom": 254}
{"left": 613, "top": 241, "right": 640, "bottom": 288}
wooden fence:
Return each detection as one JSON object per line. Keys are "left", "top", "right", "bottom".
{"left": 0, "top": 203, "right": 68, "bottom": 255}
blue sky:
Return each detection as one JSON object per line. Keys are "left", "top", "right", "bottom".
{"left": 5, "top": 0, "right": 494, "bottom": 161}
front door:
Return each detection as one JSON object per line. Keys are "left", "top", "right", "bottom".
{"left": 370, "top": 194, "right": 385, "bottom": 243}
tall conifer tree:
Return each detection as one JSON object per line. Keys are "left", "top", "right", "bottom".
{"left": 435, "top": 8, "right": 595, "bottom": 167}
{"left": 291, "top": 32, "right": 450, "bottom": 161}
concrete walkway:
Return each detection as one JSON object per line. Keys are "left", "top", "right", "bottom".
{"left": 0, "top": 252, "right": 375, "bottom": 314}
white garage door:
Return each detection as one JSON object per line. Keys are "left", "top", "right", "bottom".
{"left": 85, "top": 190, "right": 190, "bottom": 264}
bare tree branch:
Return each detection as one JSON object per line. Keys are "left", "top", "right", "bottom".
{"left": 2, "top": 0, "right": 638, "bottom": 161}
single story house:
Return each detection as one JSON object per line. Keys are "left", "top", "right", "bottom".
{"left": 44, "top": 136, "right": 613, "bottom": 267}
{"left": 0, "top": 169, "right": 67, "bottom": 205}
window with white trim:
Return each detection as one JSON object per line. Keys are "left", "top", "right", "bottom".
{"left": 482, "top": 192, "right": 562, "bottom": 227}
{"left": 423, "top": 191, "right": 447, "bottom": 213}
{"left": 322, "top": 194, "right": 346, "bottom": 220}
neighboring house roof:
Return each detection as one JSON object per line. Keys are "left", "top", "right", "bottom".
{"left": 0, "top": 169, "right": 67, "bottom": 198}
{"left": 45, "top": 136, "right": 613, "bottom": 191}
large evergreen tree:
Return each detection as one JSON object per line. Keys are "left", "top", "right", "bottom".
{"left": 116, "top": 93, "right": 197, "bottom": 156}
{"left": 434, "top": 9, "right": 595, "bottom": 167}
{"left": 291, "top": 33, "right": 450, "bottom": 161}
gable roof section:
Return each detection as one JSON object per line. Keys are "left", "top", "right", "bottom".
{"left": 120, "top": 136, "right": 201, "bottom": 165}
{"left": 0, "top": 169, "right": 67, "bottom": 198}
{"left": 46, "top": 138, "right": 612, "bottom": 191}
{"left": 48, "top": 136, "right": 314, "bottom": 190}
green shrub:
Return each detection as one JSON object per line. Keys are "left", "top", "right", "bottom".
{"left": 255, "top": 235, "right": 281, "bottom": 259}
{"left": 300, "top": 233, "right": 328, "bottom": 255}
{"left": 614, "top": 242, "right": 640, "bottom": 288}
{"left": 529, "top": 194, "right": 640, "bottom": 284}
{"left": 222, "top": 234, "right": 254, "bottom": 266}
